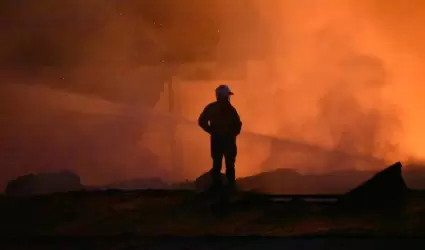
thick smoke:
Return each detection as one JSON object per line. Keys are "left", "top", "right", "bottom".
{"left": 1, "top": 0, "right": 424, "bottom": 190}
{"left": 311, "top": 31, "right": 402, "bottom": 165}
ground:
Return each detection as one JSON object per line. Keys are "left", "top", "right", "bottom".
{"left": 1, "top": 190, "right": 425, "bottom": 249}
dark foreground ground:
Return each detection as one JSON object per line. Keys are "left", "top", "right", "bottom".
{"left": 3, "top": 236, "right": 425, "bottom": 250}
{"left": 1, "top": 190, "right": 425, "bottom": 249}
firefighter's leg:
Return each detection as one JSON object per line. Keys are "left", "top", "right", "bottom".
{"left": 224, "top": 139, "right": 237, "bottom": 189}
{"left": 211, "top": 138, "right": 224, "bottom": 189}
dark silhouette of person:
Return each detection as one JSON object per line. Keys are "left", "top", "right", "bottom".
{"left": 198, "top": 85, "right": 242, "bottom": 191}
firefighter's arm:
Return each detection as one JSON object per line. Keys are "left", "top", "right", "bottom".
{"left": 232, "top": 108, "right": 242, "bottom": 136}
{"left": 198, "top": 105, "right": 212, "bottom": 134}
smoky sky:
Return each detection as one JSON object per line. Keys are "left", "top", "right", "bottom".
{"left": 1, "top": 0, "right": 424, "bottom": 190}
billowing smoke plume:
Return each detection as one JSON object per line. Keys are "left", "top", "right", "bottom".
{"left": 1, "top": 0, "right": 424, "bottom": 190}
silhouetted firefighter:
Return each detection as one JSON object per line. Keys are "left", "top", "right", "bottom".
{"left": 198, "top": 85, "right": 242, "bottom": 192}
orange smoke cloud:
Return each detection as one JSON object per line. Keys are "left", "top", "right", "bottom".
{"left": 1, "top": 0, "right": 425, "bottom": 189}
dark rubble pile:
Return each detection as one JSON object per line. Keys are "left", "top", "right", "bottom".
{"left": 5, "top": 170, "right": 83, "bottom": 196}
{"left": 341, "top": 161, "right": 409, "bottom": 211}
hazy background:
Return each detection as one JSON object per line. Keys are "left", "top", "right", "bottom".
{"left": 1, "top": 0, "right": 424, "bottom": 189}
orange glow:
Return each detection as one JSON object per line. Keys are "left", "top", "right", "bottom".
{"left": 2, "top": 0, "right": 425, "bottom": 188}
